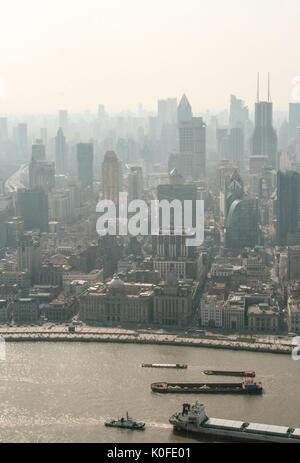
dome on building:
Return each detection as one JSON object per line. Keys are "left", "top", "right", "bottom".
{"left": 109, "top": 274, "right": 125, "bottom": 290}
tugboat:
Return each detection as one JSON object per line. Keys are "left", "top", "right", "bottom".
{"left": 105, "top": 412, "right": 145, "bottom": 430}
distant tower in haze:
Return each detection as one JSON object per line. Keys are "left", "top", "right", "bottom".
{"left": 59, "top": 110, "right": 68, "bottom": 134}
{"left": 77, "top": 143, "right": 94, "bottom": 188}
{"left": 177, "top": 95, "right": 206, "bottom": 179}
{"left": 55, "top": 128, "right": 68, "bottom": 175}
{"left": 251, "top": 73, "right": 278, "bottom": 168}
{"left": 102, "top": 151, "right": 120, "bottom": 206}
{"left": 17, "top": 123, "right": 28, "bottom": 159}
{"left": 289, "top": 103, "right": 300, "bottom": 140}
{"left": 177, "top": 94, "right": 193, "bottom": 123}
{"left": 29, "top": 140, "right": 55, "bottom": 194}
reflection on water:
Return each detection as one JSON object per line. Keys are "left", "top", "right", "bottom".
{"left": 0, "top": 342, "right": 299, "bottom": 442}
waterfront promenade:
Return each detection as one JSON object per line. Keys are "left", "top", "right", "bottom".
{"left": 0, "top": 325, "right": 296, "bottom": 355}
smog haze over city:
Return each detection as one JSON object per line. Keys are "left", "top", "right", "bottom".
{"left": 0, "top": 0, "right": 299, "bottom": 452}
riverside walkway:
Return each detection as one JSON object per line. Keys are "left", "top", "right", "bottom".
{"left": 0, "top": 326, "right": 295, "bottom": 355}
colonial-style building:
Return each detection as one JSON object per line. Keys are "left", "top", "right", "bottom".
{"left": 153, "top": 273, "right": 199, "bottom": 328}
{"left": 79, "top": 275, "right": 154, "bottom": 325}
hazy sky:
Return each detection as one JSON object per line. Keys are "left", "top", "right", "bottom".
{"left": 0, "top": 0, "right": 300, "bottom": 114}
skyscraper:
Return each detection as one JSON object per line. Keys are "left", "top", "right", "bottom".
{"left": 276, "top": 171, "right": 299, "bottom": 245}
{"left": 16, "top": 188, "right": 49, "bottom": 232}
{"left": 229, "top": 127, "right": 244, "bottom": 163}
{"left": 179, "top": 116, "right": 206, "bottom": 179}
{"left": 102, "top": 151, "right": 120, "bottom": 205}
{"left": 229, "top": 95, "right": 249, "bottom": 129}
{"left": 59, "top": 110, "right": 68, "bottom": 134}
{"left": 127, "top": 166, "right": 144, "bottom": 202}
{"left": 55, "top": 128, "right": 68, "bottom": 175}
{"left": 251, "top": 75, "right": 277, "bottom": 168}
{"left": 289, "top": 103, "right": 300, "bottom": 140}
{"left": 17, "top": 123, "right": 28, "bottom": 159}
{"left": 177, "top": 94, "right": 192, "bottom": 123}
{"left": 77, "top": 143, "right": 94, "bottom": 189}
{"left": 29, "top": 140, "right": 55, "bottom": 193}
{"left": 225, "top": 198, "right": 259, "bottom": 249}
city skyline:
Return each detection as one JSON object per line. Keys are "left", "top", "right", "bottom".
{"left": 0, "top": 0, "right": 300, "bottom": 114}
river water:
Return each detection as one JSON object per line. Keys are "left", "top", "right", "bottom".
{"left": 0, "top": 342, "right": 299, "bottom": 443}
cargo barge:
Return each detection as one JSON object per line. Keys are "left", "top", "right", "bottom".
{"left": 203, "top": 370, "right": 255, "bottom": 378}
{"left": 169, "top": 403, "right": 300, "bottom": 443}
{"left": 151, "top": 378, "right": 263, "bottom": 394}
{"left": 142, "top": 363, "right": 187, "bottom": 369}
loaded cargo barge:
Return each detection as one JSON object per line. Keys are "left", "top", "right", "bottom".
{"left": 169, "top": 403, "right": 300, "bottom": 443}
{"left": 151, "top": 378, "right": 263, "bottom": 394}
{"left": 142, "top": 363, "right": 187, "bottom": 369}
{"left": 203, "top": 370, "right": 255, "bottom": 377}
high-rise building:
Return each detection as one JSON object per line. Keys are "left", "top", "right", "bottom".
{"left": 177, "top": 94, "right": 192, "bottom": 123}
{"left": 225, "top": 198, "right": 259, "bottom": 248}
{"left": 40, "top": 128, "right": 47, "bottom": 146}
{"left": 29, "top": 140, "right": 55, "bottom": 193}
{"left": 17, "top": 123, "right": 28, "bottom": 159}
{"left": 55, "top": 128, "right": 68, "bottom": 175}
{"left": 229, "top": 127, "right": 244, "bottom": 163}
{"left": 176, "top": 95, "right": 206, "bottom": 179}
{"left": 16, "top": 188, "right": 49, "bottom": 232}
{"left": 251, "top": 76, "right": 277, "bottom": 168}
{"left": 77, "top": 143, "right": 94, "bottom": 188}
{"left": 102, "top": 151, "right": 120, "bottom": 205}
{"left": 158, "top": 98, "right": 177, "bottom": 126}
{"left": 127, "top": 166, "right": 143, "bottom": 202}
{"left": 59, "top": 110, "right": 68, "bottom": 134}
{"left": 17, "top": 232, "right": 41, "bottom": 283}
{"left": 288, "top": 246, "right": 300, "bottom": 280}
{"left": 289, "top": 103, "right": 300, "bottom": 140}
{"left": 276, "top": 171, "right": 299, "bottom": 245}
{"left": 229, "top": 95, "right": 249, "bottom": 129}
{"left": 179, "top": 116, "right": 206, "bottom": 179}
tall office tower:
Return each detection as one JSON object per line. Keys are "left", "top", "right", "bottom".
{"left": 31, "top": 139, "right": 45, "bottom": 161}
{"left": 17, "top": 123, "right": 28, "bottom": 159}
{"left": 40, "top": 128, "right": 47, "bottom": 146}
{"left": 177, "top": 94, "right": 193, "bottom": 123}
{"left": 229, "top": 127, "right": 244, "bottom": 163}
{"left": 127, "top": 166, "right": 143, "bottom": 202}
{"left": 158, "top": 98, "right": 177, "bottom": 126}
{"left": 288, "top": 246, "right": 300, "bottom": 280}
{"left": 55, "top": 128, "right": 68, "bottom": 174}
{"left": 157, "top": 168, "right": 197, "bottom": 229}
{"left": 216, "top": 128, "right": 229, "bottom": 159}
{"left": 276, "top": 171, "right": 299, "bottom": 246}
{"left": 77, "top": 143, "right": 94, "bottom": 189}
{"left": 251, "top": 75, "right": 277, "bottom": 168}
{"left": 0, "top": 117, "right": 8, "bottom": 140}
{"left": 229, "top": 95, "right": 249, "bottom": 129}
{"left": 29, "top": 140, "right": 55, "bottom": 193}
{"left": 289, "top": 103, "right": 300, "bottom": 140}
{"left": 179, "top": 116, "right": 206, "bottom": 179}
{"left": 225, "top": 198, "right": 259, "bottom": 248}
{"left": 102, "top": 151, "right": 120, "bottom": 205}
{"left": 59, "top": 110, "right": 68, "bottom": 133}
{"left": 16, "top": 187, "right": 49, "bottom": 232}
{"left": 17, "top": 232, "right": 41, "bottom": 283}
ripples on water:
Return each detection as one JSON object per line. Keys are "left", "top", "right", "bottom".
{"left": 0, "top": 342, "right": 299, "bottom": 442}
